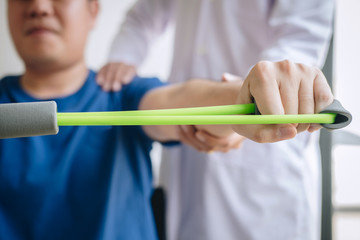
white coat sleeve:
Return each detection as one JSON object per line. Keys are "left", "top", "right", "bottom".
{"left": 260, "top": 0, "right": 335, "bottom": 68}
{"left": 108, "top": 0, "right": 175, "bottom": 66}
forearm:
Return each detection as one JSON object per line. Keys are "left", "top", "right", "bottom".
{"left": 139, "top": 79, "right": 242, "bottom": 141}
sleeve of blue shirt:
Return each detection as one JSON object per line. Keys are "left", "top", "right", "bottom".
{"left": 121, "top": 76, "right": 179, "bottom": 146}
{"left": 121, "top": 76, "right": 166, "bottom": 112}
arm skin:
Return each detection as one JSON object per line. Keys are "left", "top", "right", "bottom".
{"left": 174, "top": 73, "right": 246, "bottom": 152}
{"left": 139, "top": 79, "right": 242, "bottom": 142}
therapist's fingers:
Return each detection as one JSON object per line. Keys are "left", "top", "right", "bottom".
{"left": 97, "top": 62, "right": 137, "bottom": 92}
{"left": 246, "top": 61, "right": 285, "bottom": 115}
{"left": 195, "top": 131, "right": 245, "bottom": 153}
{"left": 277, "top": 60, "right": 300, "bottom": 129}
{"left": 112, "top": 64, "right": 136, "bottom": 91}
{"left": 111, "top": 65, "right": 126, "bottom": 91}
{"left": 97, "top": 65, "right": 106, "bottom": 84}
{"left": 122, "top": 65, "right": 136, "bottom": 84}
{"left": 98, "top": 63, "right": 117, "bottom": 91}
{"left": 232, "top": 61, "right": 300, "bottom": 142}
{"left": 308, "top": 69, "right": 334, "bottom": 132}
{"left": 296, "top": 64, "right": 315, "bottom": 133}
{"left": 97, "top": 63, "right": 112, "bottom": 85}
{"left": 177, "top": 125, "right": 214, "bottom": 152}
{"left": 276, "top": 61, "right": 318, "bottom": 133}
{"left": 232, "top": 60, "right": 335, "bottom": 142}
{"left": 313, "top": 69, "right": 334, "bottom": 114}
{"left": 222, "top": 73, "right": 243, "bottom": 83}
{"left": 232, "top": 123, "right": 296, "bottom": 143}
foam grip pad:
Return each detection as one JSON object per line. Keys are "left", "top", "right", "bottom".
{"left": 320, "top": 99, "right": 352, "bottom": 130}
{"left": 0, "top": 101, "right": 59, "bottom": 139}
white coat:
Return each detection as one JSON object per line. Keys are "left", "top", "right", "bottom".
{"left": 108, "top": 1, "right": 334, "bottom": 239}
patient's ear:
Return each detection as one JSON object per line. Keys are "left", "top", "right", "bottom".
{"left": 88, "top": 0, "right": 100, "bottom": 29}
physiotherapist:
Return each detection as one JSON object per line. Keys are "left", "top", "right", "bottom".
{"left": 97, "top": 1, "right": 335, "bottom": 239}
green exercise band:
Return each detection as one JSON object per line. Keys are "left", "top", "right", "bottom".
{"left": 56, "top": 104, "right": 337, "bottom": 126}
{"left": 0, "top": 101, "right": 351, "bottom": 139}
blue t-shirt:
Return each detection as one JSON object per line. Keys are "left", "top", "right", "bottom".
{"left": 0, "top": 71, "right": 166, "bottom": 240}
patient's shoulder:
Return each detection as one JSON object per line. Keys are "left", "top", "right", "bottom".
{"left": 0, "top": 75, "right": 21, "bottom": 95}
{"left": 1, "top": 74, "right": 21, "bottom": 86}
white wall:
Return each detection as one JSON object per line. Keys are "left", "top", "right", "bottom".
{"left": 0, "top": 1, "right": 25, "bottom": 76}
{"left": 333, "top": 0, "right": 360, "bottom": 239}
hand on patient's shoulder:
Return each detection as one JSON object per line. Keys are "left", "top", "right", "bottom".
{"left": 233, "top": 60, "right": 334, "bottom": 143}
{"left": 97, "top": 62, "right": 136, "bottom": 92}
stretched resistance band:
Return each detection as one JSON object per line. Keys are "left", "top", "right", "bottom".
{"left": 0, "top": 100, "right": 352, "bottom": 139}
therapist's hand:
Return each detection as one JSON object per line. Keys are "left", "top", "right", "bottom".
{"left": 97, "top": 62, "right": 136, "bottom": 91}
{"left": 178, "top": 125, "right": 245, "bottom": 153}
{"left": 233, "top": 60, "right": 334, "bottom": 143}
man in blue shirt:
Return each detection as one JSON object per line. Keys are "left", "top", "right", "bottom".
{"left": 0, "top": 0, "right": 334, "bottom": 239}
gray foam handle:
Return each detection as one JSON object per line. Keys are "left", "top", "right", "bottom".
{"left": 320, "top": 99, "right": 352, "bottom": 130}
{"left": 0, "top": 101, "right": 59, "bottom": 139}
{"left": 254, "top": 99, "right": 351, "bottom": 130}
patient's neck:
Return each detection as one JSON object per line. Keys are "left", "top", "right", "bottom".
{"left": 21, "top": 60, "right": 89, "bottom": 100}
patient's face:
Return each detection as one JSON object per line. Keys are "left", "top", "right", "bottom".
{"left": 7, "top": 0, "right": 98, "bottom": 70}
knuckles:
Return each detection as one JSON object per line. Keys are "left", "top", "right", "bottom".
{"left": 315, "top": 90, "right": 333, "bottom": 105}
{"left": 250, "top": 61, "right": 274, "bottom": 86}
{"left": 252, "top": 61, "right": 273, "bottom": 78}
{"left": 277, "top": 59, "right": 296, "bottom": 76}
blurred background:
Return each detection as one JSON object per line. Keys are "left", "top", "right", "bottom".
{"left": 0, "top": 0, "right": 359, "bottom": 239}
